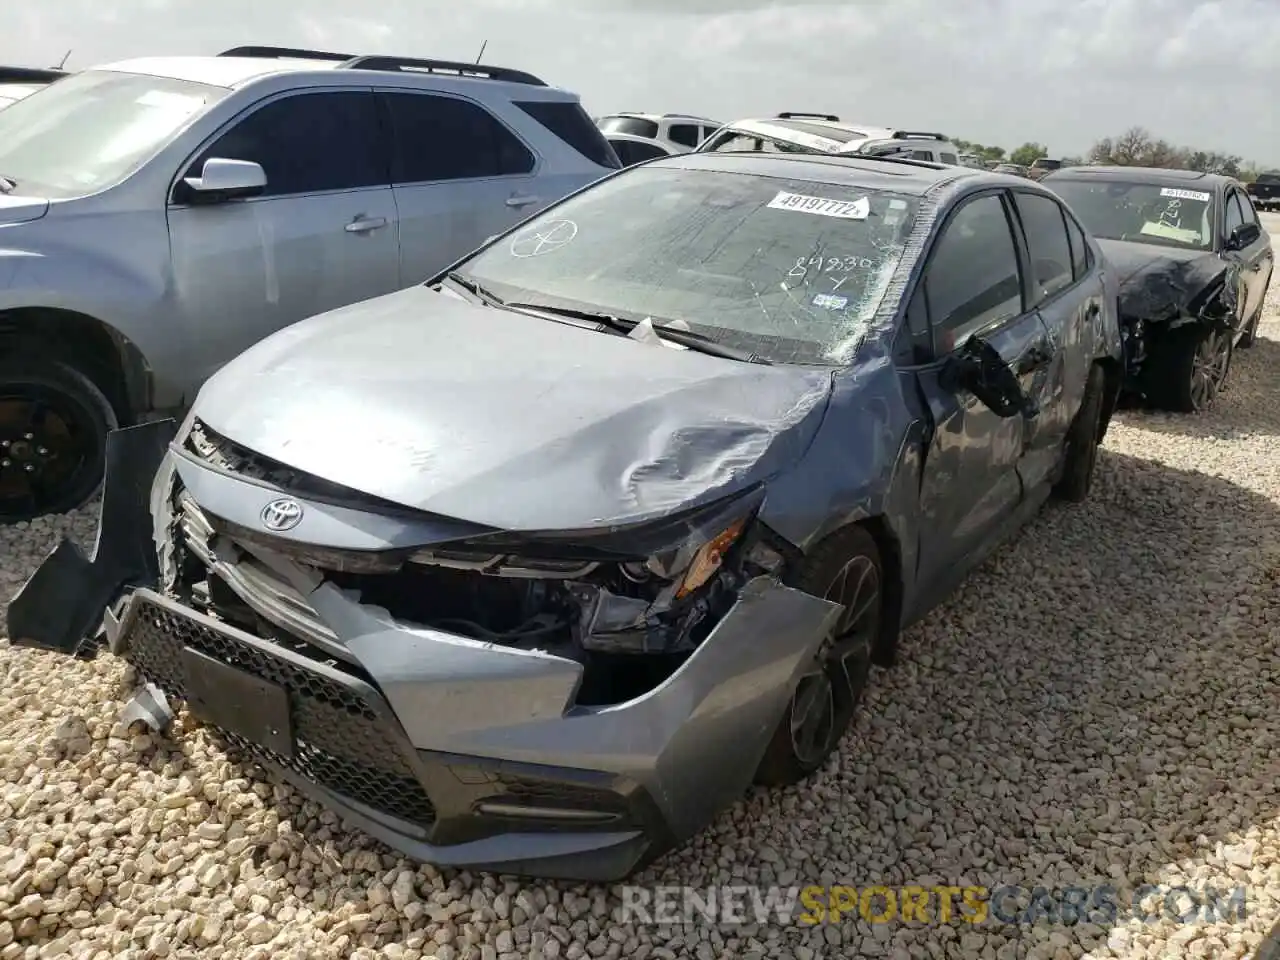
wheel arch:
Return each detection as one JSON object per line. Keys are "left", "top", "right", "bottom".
{"left": 0, "top": 306, "right": 152, "bottom": 424}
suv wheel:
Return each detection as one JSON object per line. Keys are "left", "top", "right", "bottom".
{"left": 0, "top": 356, "right": 117, "bottom": 524}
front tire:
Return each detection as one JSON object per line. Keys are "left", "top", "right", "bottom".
{"left": 754, "top": 525, "right": 883, "bottom": 787}
{"left": 0, "top": 356, "right": 116, "bottom": 524}
{"left": 1053, "top": 363, "right": 1106, "bottom": 502}
{"left": 1144, "top": 324, "right": 1232, "bottom": 413}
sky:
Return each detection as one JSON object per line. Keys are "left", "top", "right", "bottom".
{"left": 4, "top": 0, "right": 1278, "bottom": 165}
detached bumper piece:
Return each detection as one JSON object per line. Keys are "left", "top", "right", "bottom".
{"left": 113, "top": 589, "right": 657, "bottom": 880}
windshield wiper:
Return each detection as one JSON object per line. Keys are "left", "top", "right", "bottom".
{"left": 505, "top": 303, "right": 771, "bottom": 365}
{"left": 0, "top": 176, "right": 15, "bottom": 194}
{"left": 442, "top": 271, "right": 505, "bottom": 305}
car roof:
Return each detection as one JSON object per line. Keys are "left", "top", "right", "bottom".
{"left": 601, "top": 111, "right": 718, "bottom": 124}
{"left": 656, "top": 150, "right": 996, "bottom": 195}
{"left": 1045, "top": 165, "right": 1233, "bottom": 189}
{"left": 91, "top": 55, "right": 575, "bottom": 97}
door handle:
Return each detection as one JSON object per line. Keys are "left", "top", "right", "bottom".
{"left": 505, "top": 195, "right": 540, "bottom": 208}
{"left": 345, "top": 216, "right": 388, "bottom": 233}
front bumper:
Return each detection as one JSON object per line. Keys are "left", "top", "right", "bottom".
{"left": 6, "top": 422, "right": 842, "bottom": 881}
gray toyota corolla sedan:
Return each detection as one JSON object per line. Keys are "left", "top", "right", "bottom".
{"left": 9, "top": 151, "right": 1123, "bottom": 881}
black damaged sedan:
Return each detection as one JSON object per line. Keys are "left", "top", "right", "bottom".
{"left": 1043, "top": 166, "right": 1274, "bottom": 412}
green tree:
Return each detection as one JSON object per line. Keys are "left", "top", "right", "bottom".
{"left": 1009, "top": 142, "right": 1048, "bottom": 167}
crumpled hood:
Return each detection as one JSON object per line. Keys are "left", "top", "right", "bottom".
{"left": 1097, "top": 238, "right": 1223, "bottom": 321}
{"left": 0, "top": 194, "right": 49, "bottom": 227}
{"left": 194, "top": 286, "right": 835, "bottom": 532}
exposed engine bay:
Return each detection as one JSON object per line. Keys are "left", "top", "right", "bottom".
{"left": 167, "top": 430, "right": 790, "bottom": 706}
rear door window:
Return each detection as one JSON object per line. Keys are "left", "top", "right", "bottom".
{"left": 383, "top": 92, "right": 534, "bottom": 183}
{"left": 1013, "top": 192, "right": 1075, "bottom": 303}
{"left": 667, "top": 123, "right": 701, "bottom": 149}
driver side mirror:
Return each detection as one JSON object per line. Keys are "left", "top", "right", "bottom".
{"left": 1225, "top": 222, "right": 1260, "bottom": 252}
{"left": 182, "top": 158, "right": 267, "bottom": 204}
{"left": 941, "top": 336, "right": 1036, "bottom": 419}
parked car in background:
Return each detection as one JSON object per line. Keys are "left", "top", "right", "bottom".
{"left": 696, "top": 114, "right": 963, "bottom": 165}
{"left": 1247, "top": 172, "right": 1280, "bottom": 213}
{"left": 957, "top": 153, "right": 986, "bottom": 169}
{"left": 1028, "top": 158, "right": 1063, "bottom": 181}
{"left": 10, "top": 149, "right": 1122, "bottom": 883}
{"left": 595, "top": 112, "right": 721, "bottom": 153}
{"left": 0, "top": 44, "right": 618, "bottom": 524}
{"left": 1044, "top": 166, "right": 1273, "bottom": 411}
{"left": 604, "top": 131, "right": 679, "bottom": 166}
{"left": 993, "top": 163, "right": 1029, "bottom": 178}
{"left": 0, "top": 65, "right": 68, "bottom": 108}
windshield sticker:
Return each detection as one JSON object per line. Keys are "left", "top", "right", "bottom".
{"left": 1159, "top": 188, "right": 1211, "bottom": 202}
{"left": 509, "top": 219, "right": 578, "bottom": 258}
{"left": 811, "top": 293, "right": 849, "bottom": 310}
{"left": 767, "top": 192, "right": 870, "bottom": 220}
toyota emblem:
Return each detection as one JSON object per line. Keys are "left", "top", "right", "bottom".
{"left": 260, "top": 498, "right": 303, "bottom": 532}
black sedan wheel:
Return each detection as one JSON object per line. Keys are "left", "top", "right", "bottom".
{"left": 0, "top": 358, "right": 115, "bottom": 524}
{"left": 1146, "top": 324, "right": 1233, "bottom": 413}
{"left": 755, "top": 526, "right": 882, "bottom": 786}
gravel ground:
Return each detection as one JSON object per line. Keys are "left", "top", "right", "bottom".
{"left": 2, "top": 260, "right": 1279, "bottom": 959}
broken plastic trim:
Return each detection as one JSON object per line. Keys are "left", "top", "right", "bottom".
{"left": 6, "top": 420, "right": 177, "bottom": 656}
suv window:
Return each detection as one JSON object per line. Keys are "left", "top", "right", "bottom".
{"left": 910, "top": 150, "right": 933, "bottom": 161}
{"left": 940, "top": 152, "right": 958, "bottom": 165}
{"left": 1224, "top": 191, "right": 1246, "bottom": 235}
{"left": 667, "top": 123, "right": 701, "bottom": 149}
{"left": 924, "top": 193, "right": 1023, "bottom": 349}
{"left": 383, "top": 92, "right": 534, "bottom": 183}
{"left": 183, "top": 91, "right": 384, "bottom": 197}
{"left": 1064, "top": 208, "right": 1091, "bottom": 280}
{"left": 1014, "top": 192, "right": 1074, "bottom": 303}
{"left": 598, "top": 116, "right": 659, "bottom": 138}
{"left": 515, "top": 100, "right": 619, "bottom": 168}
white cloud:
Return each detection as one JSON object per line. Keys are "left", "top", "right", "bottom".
{"left": 4, "top": 0, "right": 1277, "bottom": 162}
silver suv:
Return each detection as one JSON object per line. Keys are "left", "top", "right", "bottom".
{"left": 0, "top": 45, "right": 619, "bottom": 523}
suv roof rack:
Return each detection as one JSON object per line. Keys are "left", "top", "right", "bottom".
{"left": 342, "top": 56, "right": 546, "bottom": 86}
{"left": 777, "top": 112, "right": 840, "bottom": 121}
{"left": 218, "top": 46, "right": 547, "bottom": 86}
{"left": 219, "top": 45, "right": 355, "bottom": 62}
{"left": 0, "top": 66, "right": 69, "bottom": 84}
{"left": 889, "top": 130, "right": 946, "bottom": 141}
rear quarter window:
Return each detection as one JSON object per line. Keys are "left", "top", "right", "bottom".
{"left": 516, "top": 101, "right": 620, "bottom": 168}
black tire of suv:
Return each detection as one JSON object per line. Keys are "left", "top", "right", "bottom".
{"left": 1052, "top": 363, "right": 1106, "bottom": 503}
{"left": 754, "top": 525, "right": 882, "bottom": 787}
{"left": 1143, "top": 324, "right": 1233, "bottom": 413}
{"left": 0, "top": 355, "right": 117, "bottom": 524}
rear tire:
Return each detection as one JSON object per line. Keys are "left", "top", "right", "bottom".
{"left": 1053, "top": 363, "right": 1106, "bottom": 503}
{"left": 754, "top": 525, "right": 883, "bottom": 787}
{"left": 0, "top": 355, "right": 116, "bottom": 525}
{"left": 1143, "top": 324, "right": 1232, "bottom": 413}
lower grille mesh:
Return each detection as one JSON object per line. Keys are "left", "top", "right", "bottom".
{"left": 124, "top": 594, "right": 437, "bottom": 828}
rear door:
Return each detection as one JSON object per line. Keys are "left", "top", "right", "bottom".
{"left": 167, "top": 89, "right": 400, "bottom": 386}
{"left": 380, "top": 90, "right": 542, "bottom": 285}
{"left": 1008, "top": 189, "right": 1101, "bottom": 487}
{"left": 907, "top": 190, "right": 1055, "bottom": 592}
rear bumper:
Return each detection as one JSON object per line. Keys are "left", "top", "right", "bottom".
{"left": 6, "top": 424, "right": 843, "bottom": 881}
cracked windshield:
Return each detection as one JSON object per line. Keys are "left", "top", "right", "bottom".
{"left": 458, "top": 166, "right": 917, "bottom": 363}
{"left": 1047, "top": 179, "right": 1216, "bottom": 250}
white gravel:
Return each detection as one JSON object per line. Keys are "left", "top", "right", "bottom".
{"left": 3, "top": 248, "right": 1279, "bottom": 959}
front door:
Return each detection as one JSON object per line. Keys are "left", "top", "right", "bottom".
{"left": 167, "top": 89, "right": 400, "bottom": 391}
{"left": 909, "top": 190, "right": 1045, "bottom": 592}
{"left": 379, "top": 90, "right": 548, "bottom": 286}
{"left": 1231, "top": 189, "right": 1274, "bottom": 324}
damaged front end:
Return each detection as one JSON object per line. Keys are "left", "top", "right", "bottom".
{"left": 7, "top": 418, "right": 842, "bottom": 881}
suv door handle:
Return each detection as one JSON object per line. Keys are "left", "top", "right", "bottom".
{"left": 506, "top": 195, "right": 540, "bottom": 208}
{"left": 345, "top": 216, "right": 388, "bottom": 233}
